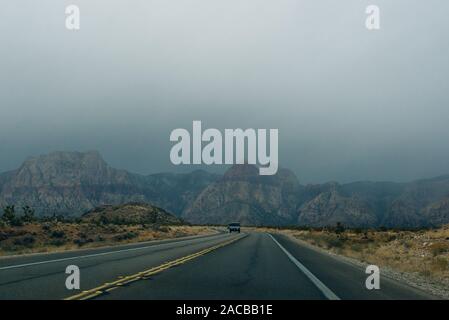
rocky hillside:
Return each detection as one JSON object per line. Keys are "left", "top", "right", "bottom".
{"left": 82, "top": 202, "right": 184, "bottom": 225}
{"left": 1, "top": 151, "right": 449, "bottom": 228}
{"left": 0, "top": 151, "right": 218, "bottom": 217}
{"left": 296, "top": 176, "right": 449, "bottom": 228}
{"left": 296, "top": 183, "right": 377, "bottom": 228}
{"left": 182, "top": 164, "right": 302, "bottom": 225}
{"left": 183, "top": 167, "right": 449, "bottom": 228}
{"left": 424, "top": 195, "right": 449, "bottom": 226}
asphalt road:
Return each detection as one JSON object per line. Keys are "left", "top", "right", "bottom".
{"left": 0, "top": 231, "right": 438, "bottom": 300}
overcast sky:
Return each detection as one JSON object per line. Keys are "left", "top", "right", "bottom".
{"left": 1, "top": 0, "right": 449, "bottom": 184}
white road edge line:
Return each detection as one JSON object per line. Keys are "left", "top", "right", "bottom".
{"left": 268, "top": 233, "right": 340, "bottom": 300}
{"left": 0, "top": 233, "right": 229, "bottom": 271}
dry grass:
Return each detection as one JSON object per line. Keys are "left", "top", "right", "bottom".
{"left": 0, "top": 222, "right": 217, "bottom": 257}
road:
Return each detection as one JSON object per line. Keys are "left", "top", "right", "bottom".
{"left": 0, "top": 231, "right": 438, "bottom": 300}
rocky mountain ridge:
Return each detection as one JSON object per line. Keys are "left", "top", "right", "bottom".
{"left": 0, "top": 151, "right": 219, "bottom": 217}
{"left": 1, "top": 151, "right": 449, "bottom": 228}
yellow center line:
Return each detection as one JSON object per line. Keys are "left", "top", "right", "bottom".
{"left": 64, "top": 234, "right": 246, "bottom": 300}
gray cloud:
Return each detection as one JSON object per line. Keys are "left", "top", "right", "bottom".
{"left": 1, "top": 0, "right": 449, "bottom": 183}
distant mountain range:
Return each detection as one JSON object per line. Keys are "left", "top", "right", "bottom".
{"left": 1, "top": 150, "right": 449, "bottom": 228}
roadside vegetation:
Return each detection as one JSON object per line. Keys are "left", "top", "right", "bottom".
{"left": 0, "top": 205, "right": 216, "bottom": 256}
{"left": 258, "top": 223, "right": 449, "bottom": 297}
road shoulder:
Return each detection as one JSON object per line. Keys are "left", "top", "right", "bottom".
{"left": 271, "top": 231, "right": 446, "bottom": 300}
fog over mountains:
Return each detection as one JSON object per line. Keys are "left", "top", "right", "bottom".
{"left": 1, "top": 151, "right": 449, "bottom": 228}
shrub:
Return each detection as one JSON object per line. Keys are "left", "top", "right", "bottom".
{"left": 13, "top": 235, "right": 36, "bottom": 247}
{"left": 402, "top": 240, "right": 413, "bottom": 249}
{"left": 350, "top": 244, "right": 363, "bottom": 252}
{"left": 50, "top": 239, "right": 66, "bottom": 246}
{"left": 153, "top": 224, "right": 170, "bottom": 233}
{"left": 429, "top": 242, "right": 449, "bottom": 256}
{"left": 99, "top": 215, "right": 110, "bottom": 225}
{"left": 95, "top": 235, "right": 105, "bottom": 242}
{"left": 105, "top": 225, "right": 119, "bottom": 233}
{"left": 77, "top": 232, "right": 87, "bottom": 239}
{"left": 10, "top": 217, "right": 24, "bottom": 227}
{"left": 326, "top": 237, "right": 344, "bottom": 249}
{"left": 335, "top": 222, "right": 345, "bottom": 234}
{"left": 2, "top": 205, "right": 15, "bottom": 222}
{"left": 431, "top": 257, "right": 448, "bottom": 272}
{"left": 50, "top": 230, "right": 65, "bottom": 239}
{"left": 0, "top": 231, "right": 9, "bottom": 242}
{"left": 385, "top": 234, "right": 397, "bottom": 242}
{"left": 159, "top": 226, "right": 170, "bottom": 233}
{"left": 113, "top": 231, "right": 138, "bottom": 241}
{"left": 22, "top": 206, "right": 35, "bottom": 222}
{"left": 73, "top": 238, "right": 93, "bottom": 246}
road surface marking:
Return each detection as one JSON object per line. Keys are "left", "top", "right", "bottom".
{"left": 268, "top": 233, "right": 340, "bottom": 300}
{"left": 0, "top": 233, "right": 227, "bottom": 271}
{"left": 64, "top": 234, "right": 246, "bottom": 300}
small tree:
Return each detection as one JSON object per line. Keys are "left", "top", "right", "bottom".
{"left": 335, "top": 221, "right": 345, "bottom": 234}
{"left": 2, "top": 205, "right": 15, "bottom": 222}
{"left": 22, "top": 205, "right": 35, "bottom": 222}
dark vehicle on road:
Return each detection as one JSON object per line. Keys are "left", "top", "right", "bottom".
{"left": 228, "top": 222, "right": 241, "bottom": 233}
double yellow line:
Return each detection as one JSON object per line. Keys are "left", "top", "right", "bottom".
{"left": 64, "top": 234, "right": 246, "bottom": 300}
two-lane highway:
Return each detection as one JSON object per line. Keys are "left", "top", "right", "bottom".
{"left": 0, "top": 232, "right": 438, "bottom": 300}
{"left": 0, "top": 232, "right": 238, "bottom": 299}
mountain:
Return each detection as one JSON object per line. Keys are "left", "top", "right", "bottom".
{"left": 82, "top": 202, "right": 184, "bottom": 225}
{"left": 424, "top": 195, "right": 449, "bottom": 226}
{"left": 296, "top": 176, "right": 449, "bottom": 228}
{"left": 296, "top": 183, "right": 378, "bottom": 228}
{"left": 1, "top": 150, "right": 449, "bottom": 228}
{"left": 182, "top": 164, "right": 302, "bottom": 226}
{"left": 382, "top": 175, "right": 449, "bottom": 227}
{"left": 143, "top": 170, "right": 220, "bottom": 215}
{"left": 0, "top": 151, "right": 218, "bottom": 217}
